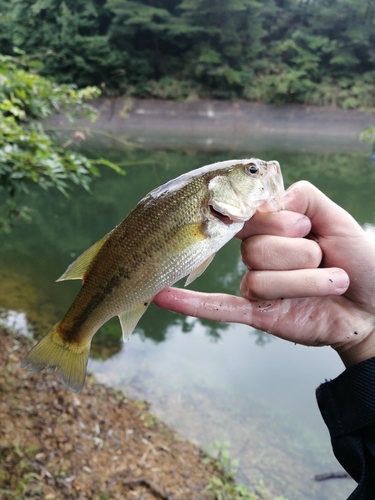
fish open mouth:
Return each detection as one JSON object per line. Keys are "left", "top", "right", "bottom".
{"left": 209, "top": 205, "right": 233, "bottom": 225}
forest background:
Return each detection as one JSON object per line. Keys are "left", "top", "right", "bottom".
{"left": 1, "top": 0, "right": 375, "bottom": 109}
{"left": 1, "top": 0, "right": 375, "bottom": 229}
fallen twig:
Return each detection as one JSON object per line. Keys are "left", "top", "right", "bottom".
{"left": 123, "top": 477, "right": 171, "bottom": 499}
{"left": 314, "top": 471, "right": 351, "bottom": 481}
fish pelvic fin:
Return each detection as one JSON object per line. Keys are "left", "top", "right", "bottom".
{"left": 21, "top": 323, "right": 90, "bottom": 393}
{"left": 119, "top": 302, "right": 150, "bottom": 343}
{"left": 56, "top": 233, "right": 110, "bottom": 282}
{"left": 185, "top": 254, "right": 216, "bottom": 286}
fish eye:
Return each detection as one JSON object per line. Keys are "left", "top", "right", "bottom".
{"left": 247, "top": 164, "right": 258, "bottom": 175}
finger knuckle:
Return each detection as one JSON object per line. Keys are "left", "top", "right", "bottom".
{"left": 240, "top": 271, "right": 265, "bottom": 300}
{"left": 303, "top": 241, "right": 322, "bottom": 266}
{"left": 241, "top": 237, "right": 267, "bottom": 269}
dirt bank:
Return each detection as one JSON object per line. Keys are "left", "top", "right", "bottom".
{"left": 0, "top": 328, "right": 223, "bottom": 500}
{"left": 48, "top": 98, "right": 375, "bottom": 153}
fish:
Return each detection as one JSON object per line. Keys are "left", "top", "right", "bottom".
{"left": 21, "top": 158, "right": 284, "bottom": 393}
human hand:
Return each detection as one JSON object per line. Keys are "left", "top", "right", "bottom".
{"left": 154, "top": 181, "right": 375, "bottom": 368}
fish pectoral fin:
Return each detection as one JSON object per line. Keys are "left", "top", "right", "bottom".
{"left": 185, "top": 254, "right": 216, "bottom": 287}
{"left": 119, "top": 302, "right": 150, "bottom": 343}
{"left": 56, "top": 233, "right": 110, "bottom": 282}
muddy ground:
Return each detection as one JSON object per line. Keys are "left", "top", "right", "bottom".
{"left": 0, "top": 328, "right": 225, "bottom": 500}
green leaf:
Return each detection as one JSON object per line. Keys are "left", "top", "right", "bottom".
{"left": 0, "top": 55, "right": 123, "bottom": 232}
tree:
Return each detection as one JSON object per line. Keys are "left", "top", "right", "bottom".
{"left": 1, "top": 0, "right": 375, "bottom": 106}
{"left": 0, "top": 54, "right": 122, "bottom": 232}
{"left": 179, "top": 0, "right": 262, "bottom": 98}
{"left": 106, "top": 0, "right": 197, "bottom": 96}
{"left": 7, "top": 0, "right": 127, "bottom": 91}
{"left": 250, "top": 0, "right": 375, "bottom": 106}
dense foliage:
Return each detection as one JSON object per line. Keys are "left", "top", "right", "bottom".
{"left": 0, "top": 0, "right": 374, "bottom": 107}
{"left": 0, "top": 55, "right": 121, "bottom": 232}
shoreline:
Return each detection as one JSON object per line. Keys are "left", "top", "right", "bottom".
{"left": 0, "top": 328, "right": 224, "bottom": 499}
{"left": 48, "top": 98, "right": 375, "bottom": 153}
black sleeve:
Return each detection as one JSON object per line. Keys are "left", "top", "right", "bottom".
{"left": 316, "top": 357, "right": 375, "bottom": 499}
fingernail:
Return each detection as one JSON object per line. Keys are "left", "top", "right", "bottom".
{"left": 295, "top": 216, "right": 311, "bottom": 236}
{"left": 331, "top": 271, "right": 349, "bottom": 292}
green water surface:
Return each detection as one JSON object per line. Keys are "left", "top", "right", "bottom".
{"left": 2, "top": 138, "right": 375, "bottom": 499}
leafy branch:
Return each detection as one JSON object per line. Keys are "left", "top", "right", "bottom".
{"left": 0, "top": 54, "right": 123, "bottom": 232}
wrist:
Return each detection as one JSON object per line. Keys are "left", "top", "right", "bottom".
{"left": 336, "top": 330, "right": 375, "bottom": 368}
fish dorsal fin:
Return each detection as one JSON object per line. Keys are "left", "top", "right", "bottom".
{"left": 56, "top": 234, "right": 110, "bottom": 282}
{"left": 119, "top": 302, "right": 150, "bottom": 343}
{"left": 185, "top": 254, "right": 216, "bottom": 287}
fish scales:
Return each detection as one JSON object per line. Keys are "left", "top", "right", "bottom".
{"left": 21, "top": 158, "right": 285, "bottom": 392}
{"left": 65, "top": 174, "right": 211, "bottom": 338}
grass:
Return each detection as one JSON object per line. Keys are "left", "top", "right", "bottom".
{"left": 206, "top": 441, "right": 288, "bottom": 500}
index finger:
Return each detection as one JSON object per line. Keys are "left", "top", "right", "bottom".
{"left": 236, "top": 210, "right": 312, "bottom": 240}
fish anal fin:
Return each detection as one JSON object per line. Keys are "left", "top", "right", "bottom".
{"left": 185, "top": 254, "right": 216, "bottom": 287}
{"left": 119, "top": 302, "right": 150, "bottom": 343}
{"left": 56, "top": 234, "right": 110, "bottom": 282}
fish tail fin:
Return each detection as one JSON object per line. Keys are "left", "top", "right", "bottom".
{"left": 21, "top": 323, "right": 90, "bottom": 393}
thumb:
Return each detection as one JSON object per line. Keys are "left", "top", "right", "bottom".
{"left": 284, "top": 181, "right": 363, "bottom": 239}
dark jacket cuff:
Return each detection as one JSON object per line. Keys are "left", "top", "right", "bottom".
{"left": 317, "top": 357, "right": 375, "bottom": 439}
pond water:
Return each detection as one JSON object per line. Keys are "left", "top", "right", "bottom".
{"left": 2, "top": 135, "right": 375, "bottom": 499}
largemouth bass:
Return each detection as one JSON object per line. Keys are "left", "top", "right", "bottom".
{"left": 21, "top": 158, "right": 284, "bottom": 393}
